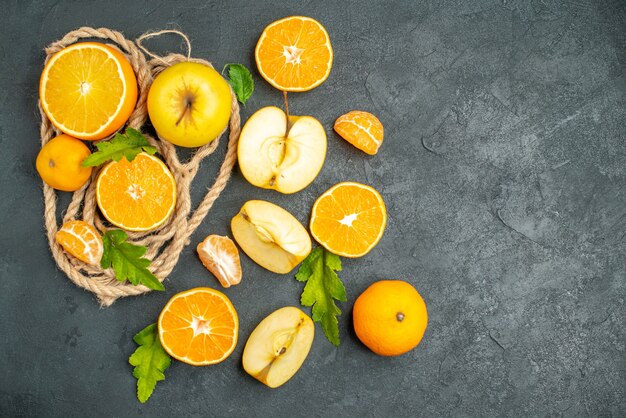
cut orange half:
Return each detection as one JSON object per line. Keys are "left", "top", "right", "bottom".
{"left": 40, "top": 42, "right": 138, "bottom": 140}
{"left": 255, "top": 16, "right": 333, "bottom": 92}
{"left": 310, "top": 182, "right": 387, "bottom": 257}
{"left": 96, "top": 153, "right": 177, "bottom": 232}
{"left": 158, "top": 287, "right": 239, "bottom": 366}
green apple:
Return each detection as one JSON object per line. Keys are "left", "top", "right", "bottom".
{"left": 147, "top": 62, "right": 232, "bottom": 148}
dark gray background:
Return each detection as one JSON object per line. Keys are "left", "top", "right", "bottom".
{"left": 1, "top": 0, "right": 625, "bottom": 416}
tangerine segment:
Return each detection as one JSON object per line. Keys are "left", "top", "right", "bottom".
{"left": 55, "top": 220, "right": 103, "bottom": 265}
{"left": 334, "top": 111, "right": 384, "bottom": 155}
{"left": 40, "top": 42, "right": 138, "bottom": 140}
{"left": 96, "top": 153, "right": 176, "bottom": 232}
{"left": 255, "top": 16, "right": 333, "bottom": 92}
{"left": 310, "top": 182, "right": 387, "bottom": 258}
{"left": 197, "top": 235, "right": 242, "bottom": 288}
{"left": 158, "top": 287, "right": 239, "bottom": 366}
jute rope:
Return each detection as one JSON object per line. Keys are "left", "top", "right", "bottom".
{"left": 40, "top": 27, "right": 241, "bottom": 306}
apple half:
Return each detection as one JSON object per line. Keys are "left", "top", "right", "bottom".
{"left": 242, "top": 307, "right": 315, "bottom": 388}
{"left": 238, "top": 106, "right": 327, "bottom": 194}
{"left": 231, "top": 200, "right": 311, "bottom": 274}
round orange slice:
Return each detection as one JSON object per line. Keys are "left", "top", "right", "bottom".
{"left": 40, "top": 42, "right": 138, "bottom": 140}
{"left": 96, "top": 153, "right": 176, "bottom": 232}
{"left": 310, "top": 182, "right": 387, "bottom": 258}
{"left": 158, "top": 287, "right": 239, "bottom": 366}
{"left": 255, "top": 16, "right": 333, "bottom": 92}
{"left": 55, "top": 220, "right": 103, "bottom": 266}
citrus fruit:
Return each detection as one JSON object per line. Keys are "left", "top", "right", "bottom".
{"left": 334, "top": 111, "right": 384, "bottom": 155}
{"left": 96, "top": 153, "right": 176, "bottom": 232}
{"left": 40, "top": 42, "right": 138, "bottom": 140}
{"left": 55, "top": 220, "right": 103, "bottom": 266}
{"left": 36, "top": 134, "right": 93, "bottom": 192}
{"left": 353, "top": 280, "right": 428, "bottom": 356}
{"left": 255, "top": 16, "right": 333, "bottom": 92}
{"left": 197, "top": 235, "right": 242, "bottom": 288}
{"left": 310, "top": 182, "right": 387, "bottom": 257}
{"left": 158, "top": 287, "right": 239, "bottom": 366}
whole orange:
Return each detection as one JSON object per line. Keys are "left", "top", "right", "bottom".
{"left": 353, "top": 280, "right": 428, "bottom": 356}
{"left": 36, "top": 134, "right": 92, "bottom": 192}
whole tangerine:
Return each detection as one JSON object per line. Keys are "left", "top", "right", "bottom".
{"left": 353, "top": 280, "right": 428, "bottom": 356}
{"left": 36, "top": 134, "right": 92, "bottom": 192}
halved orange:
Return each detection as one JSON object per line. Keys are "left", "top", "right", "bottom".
{"left": 55, "top": 220, "right": 103, "bottom": 266}
{"left": 40, "top": 42, "right": 138, "bottom": 140}
{"left": 158, "top": 287, "right": 239, "bottom": 366}
{"left": 310, "top": 182, "right": 387, "bottom": 258}
{"left": 255, "top": 16, "right": 333, "bottom": 92}
{"left": 96, "top": 153, "right": 176, "bottom": 232}
{"left": 334, "top": 111, "right": 384, "bottom": 155}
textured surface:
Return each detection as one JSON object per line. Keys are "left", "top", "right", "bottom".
{"left": 1, "top": 0, "right": 625, "bottom": 416}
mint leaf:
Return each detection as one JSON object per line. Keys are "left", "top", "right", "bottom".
{"left": 129, "top": 323, "right": 171, "bottom": 403}
{"left": 295, "top": 247, "right": 346, "bottom": 346}
{"left": 101, "top": 229, "right": 164, "bottom": 291}
{"left": 81, "top": 128, "right": 156, "bottom": 167}
{"left": 223, "top": 63, "right": 254, "bottom": 105}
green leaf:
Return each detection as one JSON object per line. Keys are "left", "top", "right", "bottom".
{"left": 223, "top": 63, "right": 254, "bottom": 105}
{"left": 81, "top": 128, "right": 157, "bottom": 167}
{"left": 101, "top": 230, "right": 164, "bottom": 291}
{"left": 129, "top": 323, "right": 171, "bottom": 403}
{"left": 295, "top": 247, "right": 346, "bottom": 346}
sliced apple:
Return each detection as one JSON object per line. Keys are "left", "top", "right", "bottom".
{"left": 242, "top": 307, "right": 315, "bottom": 388}
{"left": 238, "top": 106, "right": 327, "bottom": 194}
{"left": 231, "top": 200, "right": 311, "bottom": 274}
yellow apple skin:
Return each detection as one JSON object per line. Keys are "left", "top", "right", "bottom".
{"left": 147, "top": 62, "right": 232, "bottom": 148}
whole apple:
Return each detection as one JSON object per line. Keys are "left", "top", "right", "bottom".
{"left": 147, "top": 62, "right": 232, "bottom": 148}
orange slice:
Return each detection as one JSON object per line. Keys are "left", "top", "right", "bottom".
{"left": 197, "top": 235, "right": 242, "bottom": 288}
{"left": 40, "top": 42, "right": 138, "bottom": 140}
{"left": 310, "top": 182, "right": 387, "bottom": 257}
{"left": 96, "top": 153, "right": 176, "bottom": 232}
{"left": 158, "top": 287, "right": 239, "bottom": 366}
{"left": 255, "top": 16, "right": 333, "bottom": 92}
{"left": 334, "top": 111, "right": 384, "bottom": 155}
{"left": 55, "top": 220, "right": 103, "bottom": 265}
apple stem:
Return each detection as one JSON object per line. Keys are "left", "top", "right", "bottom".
{"left": 283, "top": 91, "right": 290, "bottom": 135}
{"left": 175, "top": 96, "right": 194, "bottom": 127}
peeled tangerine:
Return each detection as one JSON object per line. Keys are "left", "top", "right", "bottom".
{"left": 196, "top": 235, "right": 242, "bottom": 288}
{"left": 231, "top": 200, "right": 311, "bottom": 274}
{"left": 55, "top": 220, "right": 103, "bottom": 266}
{"left": 243, "top": 307, "right": 314, "bottom": 388}
{"left": 334, "top": 110, "right": 384, "bottom": 155}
